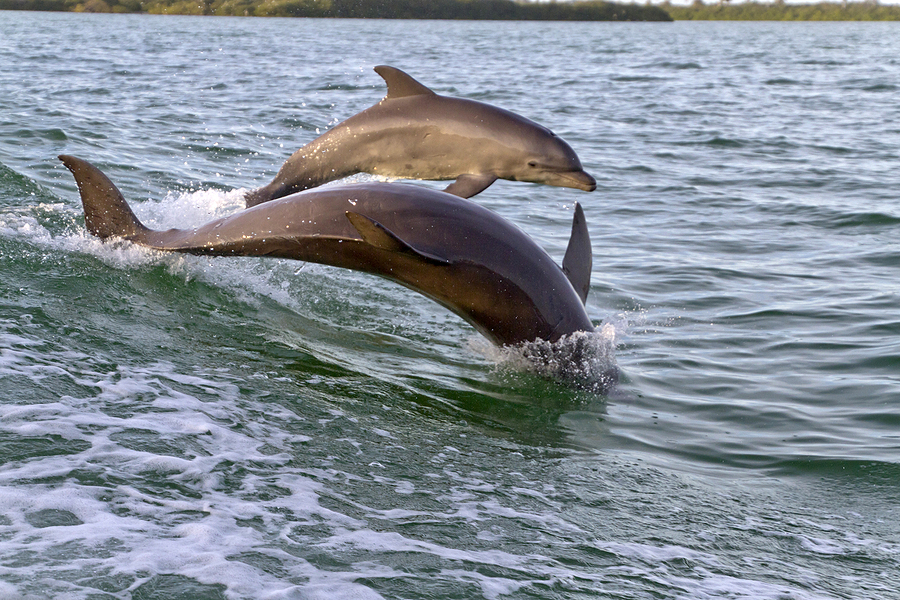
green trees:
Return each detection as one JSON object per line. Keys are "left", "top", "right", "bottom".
{"left": 664, "top": 1, "right": 900, "bottom": 20}
{"left": 7, "top": 0, "right": 899, "bottom": 22}
{"left": 0, "top": 0, "right": 673, "bottom": 21}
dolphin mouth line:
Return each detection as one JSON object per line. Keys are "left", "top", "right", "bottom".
{"left": 553, "top": 170, "right": 597, "bottom": 192}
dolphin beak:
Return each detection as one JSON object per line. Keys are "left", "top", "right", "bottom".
{"left": 554, "top": 169, "right": 596, "bottom": 192}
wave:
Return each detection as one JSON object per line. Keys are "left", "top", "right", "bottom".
{"left": 767, "top": 205, "right": 900, "bottom": 231}
{"left": 0, "top": 161, "right": 47, "bottom": 204}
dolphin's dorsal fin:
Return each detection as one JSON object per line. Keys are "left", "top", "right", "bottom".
{"left": 59, "top": 155, "right": 149, "bottom": 240}
{"left": 374, "top": 65, "right": 436, "bottom": 99}
{"left": 346, "top": 211, "right": 449, "bottom": 265}
{"left": 562, "top": 203, "right": 591, "bottom": 304}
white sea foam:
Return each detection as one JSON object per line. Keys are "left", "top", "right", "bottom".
{"left": 436, "top": 569, "right": 528, "bottom": 600}
{"left": 1, "top": 202, "right": 186, "bottom": 271}
{"left": 0, "top": 344, "right": 387, "bottom": 598}
{"left": 133, "top": 186, "right": 247, "bottom": 230}
{"left": 664, "top": 569, "right": 840, "bottom": 600}
{"left": 472, "top": 323, "right": 621, "bottom": 393}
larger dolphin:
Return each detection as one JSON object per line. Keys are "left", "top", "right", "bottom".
{"left": 244, "top": 66, "right": 597, "bottom": 207}
{"left": 61, "top": 155, "right": 594, "bottom": 346}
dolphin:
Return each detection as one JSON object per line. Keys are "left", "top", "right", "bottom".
{"left": 60, "top": 155, "right": 594, "bottom": 347}
{"left": 244, "top": 66, "right": 597, "bottom": 207}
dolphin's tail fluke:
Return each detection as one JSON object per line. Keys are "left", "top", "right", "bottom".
{"left": 59, "top": 155, "right": 149, "bottom": 240}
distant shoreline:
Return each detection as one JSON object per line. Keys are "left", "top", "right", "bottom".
{"left": 665, "top": 1, "right": 900, "bottom": 21}
{"left": 3, "top": 0, "right": 900, "bottom": 21}
{"left": 0, "top": 0, "right": 674, "bottom": 21}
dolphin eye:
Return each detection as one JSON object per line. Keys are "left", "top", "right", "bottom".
{"left": 527, "top": 161, "right": 538, "bottom": 168}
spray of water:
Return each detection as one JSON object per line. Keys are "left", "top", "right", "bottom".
{"left": 474, "top": 323, "right": 620, "bottom": 394}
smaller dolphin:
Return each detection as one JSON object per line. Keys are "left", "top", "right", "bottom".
{"left": 244, "top": 66, "right": 596, "bottom": 207}
{"left": 61, "top": 155, "right": 594, "bottom": 347}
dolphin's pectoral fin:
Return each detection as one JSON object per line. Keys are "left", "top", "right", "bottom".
{"left": 442, "top": 174, "right": 498, "bottom": 199}
{"left": 562, "top": 203, "right": 592, "bottom": 305}
{"left": 346, "top": 211, "right": 450, "bottom": 265}
{"left": 374, "top": 65, "right": 436, "bottom": 99}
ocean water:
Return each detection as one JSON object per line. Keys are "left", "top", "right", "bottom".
{"left": 1, "top": 11, "right": 899, "bottom": 599}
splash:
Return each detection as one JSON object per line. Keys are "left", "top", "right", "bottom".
{"left": 133, "top": 186, "right": 247, "bottom": 230}
{"left": 474, "top": 323, "right": 620, "bottom": 393}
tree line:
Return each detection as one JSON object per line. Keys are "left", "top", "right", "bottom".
{"left": 0, "top": 0, "right": 673, "bottom": 21}
{"left": 4, "top": 0, "right": 898, "bottom": 21}
{"left": 665, "top": 0, "right": 900, "bottom": 20}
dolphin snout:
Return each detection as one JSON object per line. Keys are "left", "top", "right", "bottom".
{"left": 559, "top": 169, "right": 596, "bottom": 192}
